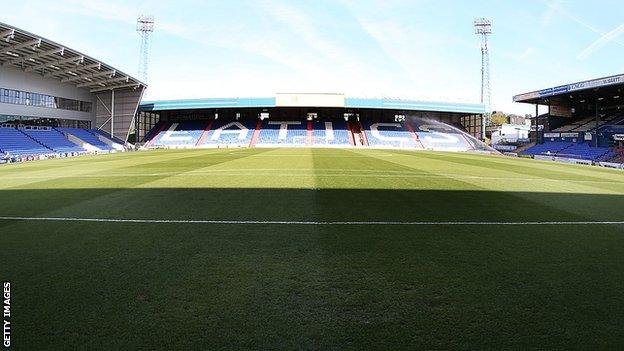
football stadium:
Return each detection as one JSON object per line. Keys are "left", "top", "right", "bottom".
{"left": 2, "top": 11, "right": 624, "bottom": 350}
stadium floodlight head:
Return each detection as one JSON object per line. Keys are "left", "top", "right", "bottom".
{"left": 136, "top": 15, "right": 155, "bottom": 82}
{"left": 474, "top": 17, "right": 492, "bottom": 137}
{"left": 474, "top": 18, "right": 492, "bottom": 35}
{"left": 137, "top": 15, "right": 155, "bottom": 33}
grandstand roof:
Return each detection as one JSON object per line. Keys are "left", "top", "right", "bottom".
{"left": 0, "top": 22, "right": 145, "bottom": 93}
{"left": 513, "top": 74, "right": 624, "bottom": 106}
{"left": 140, "top": 94, "right": 485, "bottom": 115}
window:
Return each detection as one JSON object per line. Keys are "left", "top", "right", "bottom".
{"left": 0, "top": 87, "right": 91, "bottom": 112}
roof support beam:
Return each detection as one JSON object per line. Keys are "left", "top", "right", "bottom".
{"left": 0, "top": 24, "right": 144, "bottom": 90}
{"left": 5, "top": 47, "right": 64, "bottom": 65}
{"left": 44, "top": 62, "right": 102, "bottom": 78}
{"left": 78, "top": 75, "right": 127, "bottom": 88}
{"left": 91, "top": 83, "right": 141, "bottom": 93}
{"left": 2, "top": 38, "right": 41, "bottom": 52}
{"left": 63, "top": 69, "right": 115, "bottom": 83}
{"left": 25, "top": 54, "right": 83, "bottom": 72}
{"left": 0, "top": 29, "right": 14, "bottom": 42}
{"left": 81, "top": 62, "right": 102, "bottom": 71}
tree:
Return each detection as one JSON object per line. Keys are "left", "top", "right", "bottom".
{"left": 490, "top": 111, "right": 509, "bottom": 126}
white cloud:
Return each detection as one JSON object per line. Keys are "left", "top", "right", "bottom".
{"left": 578, "top": 23, "right": 624, "bottom": 60}
{"left": 538, "top": 0, "right": 624, "bottom": 59}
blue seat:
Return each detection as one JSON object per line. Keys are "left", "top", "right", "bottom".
{"left": 152, "top": 121, "right": 207, "bottom": 147}
{"left": 522, "top": 141, "right": 612, "bottom": 161}
{"left": 21, "top": 128, "right": 85, "bottom": 153}
{"left": 557, "top": 143, "right": 612, "bottom": 161}
{"left": 202, "top": 120, "right": 255, "bottom": 146}
{"left": 256, "top": 121, "right": 307, "bottom": 146}
{"left": 0, "top": 128, "right": 52, "bottom": 155}
{"left": 311, "top": 120, "right": 351, "bottom": 146}
{"left": 362, "top": 122, "right": 419, "bottom": 148}
{"left": 57, "top": 128, "right": 113, "bottom": 151}
{"left": 522, "top": 141, "right": 574, "bottom": 156}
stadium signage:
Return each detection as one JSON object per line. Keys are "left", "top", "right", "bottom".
{"left": 493, "top": 145, "right": 517, "bottom": 151}
{"left": 569, "top": 75, "right": 624, "bottom": 92}
{"left": 514, "top": 74, "right": 624, "bottom": 102}
{"left": 560, "top": 132, "right": 579, "bottom": 138}
{"left": 613, "top": 134, "right": 624, "bottom": 141}
{"left": 513, "top": 91, "right": 539, "bottom": 102}
{"left": 543, "top": 132, "right": 560, "bottom": 138}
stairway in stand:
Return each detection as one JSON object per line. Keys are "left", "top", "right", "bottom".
{"left": 349, "top": 122, "right": 368, "bottom": 146}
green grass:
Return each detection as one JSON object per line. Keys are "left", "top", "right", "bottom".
{"left": 1, "top": 148, "right": 624, "bottom": 350}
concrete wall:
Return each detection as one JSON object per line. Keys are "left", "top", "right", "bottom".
{"left": 0, "top": 65, "right": 95, "bottom": 122}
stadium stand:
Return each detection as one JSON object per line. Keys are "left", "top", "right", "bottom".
{"left": 608, "top": 147, "right": 624, "bottom": 163}
{"left": 310, "top": 120, "right": 352, "bottom": 146}
{"left": 255, "top": 120, "right": 308, "bottom": 146}
{"left": 556, "top": 143, "right": 614, "bottom": 161}
{"left": 520, "top": 112, "right": 624, "bottom": 161}
{"left": 553, "top": 116, "right": 594, "bottom": 132}
{"left": 90, "top": 129, "right": 128, "bottom": 146}
{"left": 0, "top": 127, "right": 52, "bottom": 155}
{"left": 521, "top": 141, "right": 615, "bottom": 161}
{"left": 57, "top": 128, "right": 114, "bottom": 151}
{"left": 362, "top": 122, "right": 420, "bottom": 148}
{"left": 140, "top": 116, "right": 494, "bottom": 152}
{"left": 521, "top": 141, "right": 574, "bottom": 156}
{"left": 552, "top": 114, "right": 623, "bottom": 132}
{"left": 349, "top": 123, "right": 368, "bottom": 146}
{"left": 21, "top": 127, "right": 85, "bottom": 153}
{"left": 411, "top": 119, "right": 473, "bottom": 151}
{"left": 574, "top": 114, "right": 621, "bottom": 132}
{"left": 151, "top": 121, "right": 207, "bottom": 147}
{"left": 598, "top": 118, "right": 624, "bottom": 135}
{"left": 201, "top": 119, "right": 256, "bottom": 147}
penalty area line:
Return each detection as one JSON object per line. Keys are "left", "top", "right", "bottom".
{"left": 0, "top": 216, "right": 622, "bottom": 226}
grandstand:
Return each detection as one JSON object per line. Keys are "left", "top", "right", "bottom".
{"left": 138, "top": 94, "right": 488, "bottom": 152}
{"left": 0, "top": 124, "right": 122, "bottom": 157}
{"left": 0, "top": 22, "right": 145, "bottom": 161}
{"left": 514, "top": 74, "right": 624, "bottom": 165}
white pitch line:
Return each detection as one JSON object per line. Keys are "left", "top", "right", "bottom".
{"left": 0, "top": 216, "right": 623, "bottom": 226}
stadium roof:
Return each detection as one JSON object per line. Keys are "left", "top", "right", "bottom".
{"left": 0, "top": 22, "right": 145, "bottom": 93}
{"left": 140, "top": 94, "right": 485, "bottom": 115}
{"left": 513, "top": 74, "right": 624, "bottom": 106}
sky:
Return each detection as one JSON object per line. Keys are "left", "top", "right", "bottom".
{"left": 3, "top": 0, "right": 624, "bottom": 115}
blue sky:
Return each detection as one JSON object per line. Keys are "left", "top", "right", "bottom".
{"left": 3, "top": 0, "right": 624, "bottom": 114}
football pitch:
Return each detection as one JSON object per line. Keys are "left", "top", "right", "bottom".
{"left": 1, "top": 148, "right": 624, "bottom": 349}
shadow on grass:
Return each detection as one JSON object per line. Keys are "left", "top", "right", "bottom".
{"left": 0, "top": 187, "right": 623, "bottom": 223}
{"left": 1, "top": 188, "right": 624, "bottom": 350}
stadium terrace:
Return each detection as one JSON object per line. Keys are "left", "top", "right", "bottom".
{"left": 514, "top": 74, "right": 624, "bottom": 167}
